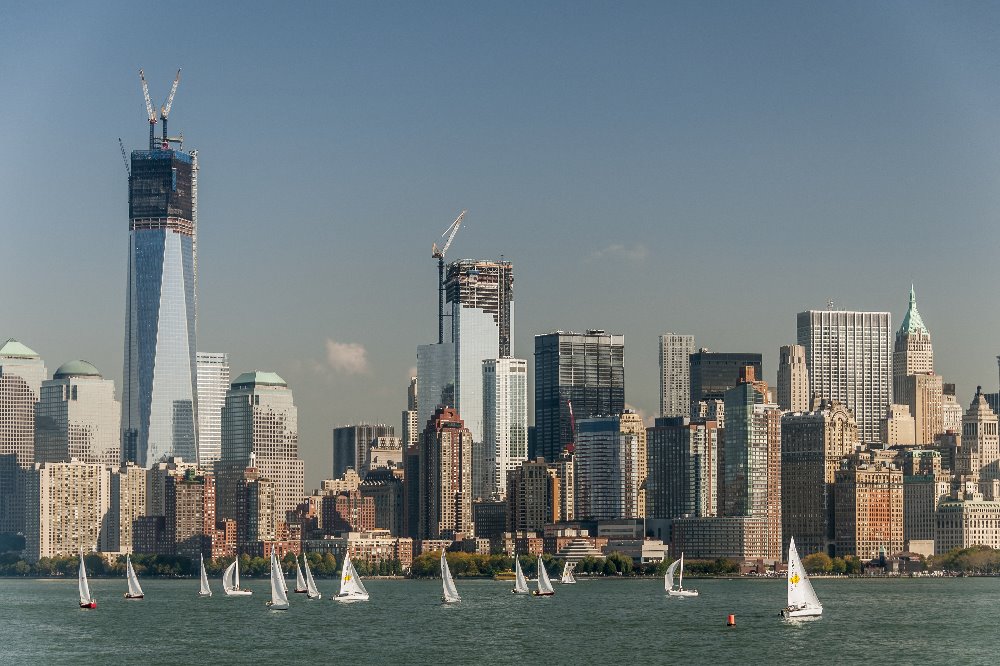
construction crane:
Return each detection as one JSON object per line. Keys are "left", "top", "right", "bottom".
{"left": 159, "top": 69, "right": 181, "bottom": 149}
{"left": 139, "top": 69, "right": 157, "bottom": 150}
{"left": 431, "top": 209, "right": 467, "bottom": 344}
{"left": 118, "top": 138, "right": 130, "bottom": 178}
{"left": 565, "top": 399, "right": 577, "bottom": 454}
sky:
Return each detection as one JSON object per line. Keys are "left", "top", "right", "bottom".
{"left": 5, "top": 1, "right": 1000, "bottom": 488}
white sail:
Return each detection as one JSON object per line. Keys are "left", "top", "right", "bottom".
{"left": 337, "top": 553, "right": 369, "bottom": 601}
{"left": 199, "top": 554, "right": 212, "bottom": 597}
{"left": 303, "top": 555, "right": 321, "bottom": 599}
{"left": 126, "top": 555, "right": 144, "bottom": 597}
{"left": 536, "top": 556, "right": 554, "bottom": 595}
{"left": 513, "top": 557, "right": 529, "bottom": 594}
{"left": 223, "top": 560, "right": 237, "bottom": 592}
{"left": 679, "top": 553, "right": 684, "bottom": 589}
{"left": 786, "top": 538, "right": 822, "bottom": 615}
{"left": 665, "top": 558, "right": 680, "bottom": 591}
{"left": 78, "top": 554, "right": 93, "bottom": 606}
{"left": 441, "top": 551, "right": 460, "bottom": 603}
{"left": 269, "top": 550, "right": 289, "bottom": 609}
{"left": 560, "top": 561, "right": 577, "bottom": 584}
{"left": 294, "top": 557, "right": 307, "bottom": 592}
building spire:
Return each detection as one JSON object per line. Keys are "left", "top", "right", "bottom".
{"left": 899, "top": 284, "right": 928, "bottom": 336}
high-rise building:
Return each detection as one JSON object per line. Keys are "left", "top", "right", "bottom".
{"left": 548, "top": 451, "right": 575, "bottom": 522}
{"left": 196, "top": 352, "right": 230, "bottom": 469}
{"left": 882, "top": 403, "right": 917, "bottom": 446}
{"left": 834, "top": 456, "right": 903, "bottom": 559}
{"left": 797, "top": 310, "right": 893, "bottom": 444}
{"left": 897, "top": 373, "right": 943, "bottom": 445}
{"left": 534, "top": 330, "right": 625, "bottom": 462}
{"left": 506, "top": 458, "right": 556, "bottom": 531}
{"left": 236, "top": 461, "right": 278, "bottom": 547}
{"left": 956, "top": 388, "right": 1000, "bottom": 482}
{"left": 0, "top": 339, "right": 46, "bottom": 535}
{"left": 780, "top": 400, "right": 858, "bottom": 557}
{"left": 646, "top": 417, "right": 718, "bottom": 519}
{"left": 323, "top": 490, "right": 376, "bottom": 533}
{"left": 689, "top": 350, "right": 763, "bottom": 414}
{"left": 902, "top": 450, "right": 950, "bottom": 546}
{"left": 35, "top": 361, "right": 120, "bottom": 468}
{"left": 659, "top": 334, "right": 694, "bottom": 418}
{"left": 332, "top": 423, "right": 394, "bottom": 478}
{"left": 418, "top": 406, "right": 474, "bottom": 540}
{"left": 777, "top": 344, "right": 810, "bottom": 413}
{"left": 416, "top": 342, "right": 455, "bottom": 435}
{"left": 23, "top": 460, "right": 111, "bottom": 561}
{"left": 893, "top": 286, "right": 934, "bottom": 394}
{"left": 402, "top": 376, "right": 419, "bottom": 452}
{"left": 108, "top": 462, "right": 146, "bottom": 554}
{"left": 217, "top": 372, "right": 304, "bottom": 533}
{"left": 574, "top": 411, "right": 646, "bottom": 521}
{"left": 122, "top": 138, "right": 199, "bottom": 468}
{"left": 165, "top": 469, "right": 216, "bottom": 561}
{"left": 359, "top": 468, "right": 404, "bottom": 536}
{"left": 146, "top": 456, "right": 198, "bottom": 517}
{"left": 482, "top": 357, "right": 528, "bottom": 498}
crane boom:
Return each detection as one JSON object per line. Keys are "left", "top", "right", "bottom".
{"left": 139, "top": 69, "right": 156, "bottom": 124}
{"left": 118, "top": 138, "right": 130, "bottom": 178}
{"left": 160, "top": 69, "right": 181, "bottom": 120}
{"left": 435, "top": 209, "right": 466, "bottom": 258}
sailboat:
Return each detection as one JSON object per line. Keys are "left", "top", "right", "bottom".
{"left": 335, "top": 553, "right": 370, "bottom": 603}
{"left": 124, "top": 555, "right": 144, "bottom": 599}
{"left": 293, "top": 556, "right": 308, "bottom": 594}
{"left": 511, "top": 556, "right": 529, "bottom": 595}
{"left": 198, "top": 553, "right": 212, "bottom": 597}
{"left": 533, "top": 556, "right": 554, "bottom": 597}
{"left": 78, "top": 554, "right": 96, "bottom": 609}
{"left": 560, "top": 561, "right": 577, "bottom": 585}
{"left": 665, "top": 553, "right": 698, "bottom": 597}
{"left": 441, "top": 551, "right": 461, "bottom": 604}
{"left": 266, "top": 550, "right": 289, "bottom": 610}
{"left": 781, "top": 537, "right": 823, "bottom": 619}
{"left": 302, "top": 555, "right": 322, "bottom": 600}
{"left": 222, "top": 558, "right": 253, "bottom": 596}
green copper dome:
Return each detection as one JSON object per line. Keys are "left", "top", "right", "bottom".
{"left": 53, "top": 360, "right": 102, "bottom": 379}
{"left": 898, "top": 285, "right": 928, "bottom": 336}
{"left": 232, "top": 370, "right": 287, "bottom": 388}
{"left": 0, "top": 339, "right": 39, "bottom": 358}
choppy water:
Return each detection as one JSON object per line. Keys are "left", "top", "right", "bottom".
{"left": 0, "top": 576, "right": 995, "bottom": 664}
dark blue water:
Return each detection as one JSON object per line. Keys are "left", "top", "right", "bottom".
{"left": 0, "top": 577, "right": 995, "bottom": 664}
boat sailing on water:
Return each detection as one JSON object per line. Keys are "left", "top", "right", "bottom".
{"left": 665, "top": 553, "right": 698, "bottom": 597}
{"left": 293, "top": 556, "right": 308, "bottom": 594}
{"left": 560, "top": 561, "right": 577, "bottom": 584}
{"left": 781, "top": 537, "right": 822, "bottom": 619}
{"left": 198, "top": 553, "right": 212, "bottom": 597}
{"left": 124, "top": 555, "right": 144, "bottom": 599}
{"left": 511, "top": 556, "right": 529, "bottom": 595}
{"left": 441, "top": 551, "right": 461, "bottom": 604}
{"left": 302, "top": 555, "right": 322, "bottom": 600}
{"left": 266, "top": 550, "right": 289, "bottom": 610}
{"left": 222, "top": 558, "right": 253, "bottom": 596}
{"left": 335, "top": 553, "right": 370, "bottom": 603}
{"left": 533, "top": 556, "right": 554, "bottom": 597}
{"left": 78, "top": 554, "right": 96, "bottom": 609}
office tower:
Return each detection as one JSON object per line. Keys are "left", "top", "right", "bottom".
{"left": 902, "top": 450, "right": 950, "bottom": 547}
{"left": 402, "top": 376, "right": 419, "bottom": 451}
{"left": 659, "top": 333, "right": 694, "bottom": 417}
{"left": 646, "top": 417, "right": 718, "bottom": 519}
{"left": 368, "top": 436, "right": 403, "bottom": 470}
{"left": 403, "top": 443, "right": 421, "bottom": 539}
{"left": 108, "top": 463, "right": 146, "bottom": 553}
{"left": 534, "top": 330, "right": 625, "bottom": 461}
{"left": 834, "top": 456, "right": 903, "bottom": 558}
{"left": 482, "top": 357, "right": 528, "bottom": 498}
{"left": 780, "top": 400, "right": 858, "bottom": 557}
{"left": 359, "top": 468, "right": 404, "bottom": 536}
{"left": 236, "top": 460, "right": 278, "bottom": 547}
{"left": 146, "top": 456, "right": 198, "bottom": 517}
{"left": 777, "top": 344, "right": 810, "bottom": 412}
{"left": 882, "top": 404, "right": 917, "bottom": 446}
{"left": 332, "top": 423, "right": 394, "bottom": 478}
{"left": 165, "top": 469, "right": 216, "bottom": 560}
{"left": 574, "top": 411, "right": 645, "bottom": 521}
{"left": 196, "top": 352, "right": 230, "bottom": 469}
{"left": 721, "top": 368, "right": 782, "bottom": 560}
{"left": 122, "top": 135, "right": 199, "bottom": 468}
{"left": 893, "top": 286, "right": 934, "bottom": 394}
{"left": 897, "top": 373, "right": 943, "bottom": 445}
{"left": 689, "top": 350, "right": 763, "bottom": 414}
{"left": 941, "top": 390, "right": 964, "bottom": 434}
{"left": 797, "top": 309, "right": 892, "bottom": 444}
{"left": 472, "top": 499, "right": 508, "bottom": 543}
{"left": 956, "top": 388, "right": 1000, "bottom": 481}
{"left": 0, "top": 339, "right": 46, "bottom": 535}
{"left": 23, "top": 460, "right": 111, "bottom": 560}
{"left": 416, "top": 342, "right": 455, "bottom": 434}
{"left": 506, "top": 458, "right": 556, "bottom": 531}
{"left": 217, "top": 372, "right": 304, "bottom": 532}
{"left": 35, "top": 361, "right": 120, "bottom": 467}
{"left": 936, "top": 483, "right": 1000, "bottom": 554}
{"left": 418, "top": 406, "right": 474, "bottom": 539}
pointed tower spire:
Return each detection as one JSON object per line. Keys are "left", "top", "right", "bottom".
{"left": 899, "top": 284, "right": 928, "bottom": 336}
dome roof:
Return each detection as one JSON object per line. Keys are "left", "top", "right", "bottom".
{"left": 0, "top": 339, "right": 39, "bottom": 358}
{"left": 232, "top": 370, "right": 287, "bottom": 388}
{"left": 53, "top": 360, "right": 102, "bottom": 379}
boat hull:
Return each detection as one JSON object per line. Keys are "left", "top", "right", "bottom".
{"left": 124, "top": 593, "right": 144, "bottom": 599}
{"left": 532, "top": 591, "right": 555, "bottom": 597}
{"left": 266, "top": 602, "right": 289, "bottom": 611}
{"left": 668, "top": 589, "right": 699, "bottom": 597}
{"left": 198, "top": 592, "right": 212, "bottom": 598}
{"left": 781, "top": 606, "right": 822, "bottom": 619}
{"left": 79, "top": 601, "right": 96, "bottom": 609}
{"left": 511, "top": 589, "right": 530, "bottom": 595}
{"left": 307, "top": 593, "right": 322, "bottom": 600}
{"left": 224, "top": 589, "right": 253, "bottom": 597}
{"left": 560, "top": 581, "right": 576, "bottom": 585}
{"left": 335, "top": 593, "right": 369, "bottom": 603}
{"left": 441, "top": 597, "right": 461, "bottom": 604}
{"left": 293, "top": 589, "right": 308, "bottom": 594}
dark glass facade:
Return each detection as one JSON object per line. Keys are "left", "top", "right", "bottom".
{"left": 689, "top": 352, "right": 762, "bottom": 408}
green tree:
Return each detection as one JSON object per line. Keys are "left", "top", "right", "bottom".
{"left": 801, "top": 552, "right": 833, "bottom": 574}
{"left": 830, "top": 557, "right": 847, "bottom": 575}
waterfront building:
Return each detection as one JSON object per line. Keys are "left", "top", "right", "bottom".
{"left": 670, "top": 516, "right": 773, "bottom": 561}
{"left": 108, "top": 462, "right": 147, "bottom": 553}
{"left": 646, "top": 417, "right": 718, "bottom": 519}
{"left": 0, "top": 339, "right": 46, "bottom": 535}
{"left": 196, "top": 352, "right": 230, "bottom": 469}
{"left": 332, "top": 423, "right": 394, "bottom": 478}
{"left": 936, "top": 487, "right": 1000, "bottom": 554}
{"left": 659, "top": 333, "right": 695, "bottom": 418}
{"left": 834, "top": 456, "right": 904, "bottom": 559}
{"left": 302, "top": 529, "right": 414, "bottom": 571}
{"left": 882, "top": 403, "right": 917, "bottom": 446}
{"left": 359, "top": 468, "right": 404, "bottom": 536}
{"left": 534, "top": 330, "right": 625, "bottom": 461}
{"left": 777, "top": 344, "right": 810, "bottom": 413}
{"left": 482, "top": 357, "right": 529, "bottom": 498}
{"left": 780, "top": 400, "right": 858, "bottom": 557}
{"left": 689, "top": 350, "right": 763, "bottom": 415}
{"left": 23, "top": 460, "right": 111, "bottom": 561}
{"left": 418, "top": 406, "right": 474, "bottom": 539}
{"left": 506, "top": 458, "right": 556, "bottom": 531}
{"left": 574, "top": 410, "right": 646, "bottom": 521}
{"left": 901, "top": 450, "right": 950, "bottom": 544}
{"left": 35, "top": 361, "right": 120, "bottom": 468}
{"left": 121, "top": 142, "right": 199, "bottom": 467}
{"left": 165, "top": 469, "right": 216, "bottom": 561}
{"left": 956, "top": 388, "right": 1000, "bottom": 482}
{"left": 797, "top": 309, "right": 893, "bottom": 444}
{"left": 323, "top": 490, "right": 376, "bottom": 534}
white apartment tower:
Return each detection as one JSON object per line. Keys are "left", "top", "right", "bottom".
{"left": 24, "top": 460, "right": 111, "bottom": 561}
{"left": 196, "top": 352, "right": 230, "bottom": 469}
{"left": 659, "top": 333, "right": 694, "bottom": 418}
{"left": 35, "top": 361, "right": 121, "bottom": 468}
{"left": 482, "top": 357, "right": 529, "bottom": 499}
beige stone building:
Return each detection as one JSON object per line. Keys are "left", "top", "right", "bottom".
{"left": 108, "top": 462, "right": 146, "bottom": 553}
{"left": 35, "top": 360, "right": 120, "bottom": 468}
{"left": 777, "top": 344, "right": 810, "bottom": 413}
{"left": 24, "top": 460, "right": 111, "bottom": 561}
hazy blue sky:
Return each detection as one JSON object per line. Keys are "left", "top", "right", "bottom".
{"left": 5, "top": 1, "right": 1000, "bottom": 487}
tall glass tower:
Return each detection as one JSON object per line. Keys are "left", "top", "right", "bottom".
{"left": 122, "top": 146, "right": 199, "bottom": 467}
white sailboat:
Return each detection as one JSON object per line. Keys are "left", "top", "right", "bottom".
{"left": 335, "top": 553, "right": 370, "bottom": 603}
{"left": 198, "top": 553, "right": 212, "bottom": 597}
{"left": 266, "top": 550, "right": 289, "bottom": 610}
{"left": 781, "top": 537, "right": 822, "bottom": 619}
{"left": 665, "top": 553, "right": 698, "bottom": 597}
{"left": 78, "top": 554, "right": 96, "bottom": 609}
{"left": 302, "top": 555, "right": 322, "bottom": 600}
{"left": 441, "top": 551, "right": 460, "bottom": 604}
{"left": 293, "top": 556, "right": 308, "bottom": 594}
{"left": 533, "top": 556, "right": 554, "bottom": 597}
{"left": 511, "top": 556, "right": 529, "bottom": 595}
{"left": 560, "top": 561, "right": 577, "bottom": 584}
{"left": 124, "top": 555, "right": 144, "bottom": 599}
{"left": 222, "top": 558, "right": 252, "bottom": 596}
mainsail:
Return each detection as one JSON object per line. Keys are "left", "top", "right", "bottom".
{"left": 126, "top": 555, "right": 144, "bottom": 597}
{"left": 303, "top": 555, "right": 321, "bottom": 599}
{"left": 536, "top": 556, "right": 554, "bottom": 595}
{"left": 513, "top": 557, "right": 529, "bottom": 594}
{"left": 78, "top": 554, "right": 93, "bottom": 606}
{"left": 269, "top": 550, "right": 289, "bottom": 609}
{"left": 199, "top": 553, "right": 212, "bottom": 596}
{"left": 787, "top": 538, "right": 822, "bottom": 612}
{"left": 441, "top": 551, "right": 460, "bottom": 603}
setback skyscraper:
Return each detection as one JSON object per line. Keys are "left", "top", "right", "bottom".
{"left": 689, "top": 350, "right": 763, "bottom": 414}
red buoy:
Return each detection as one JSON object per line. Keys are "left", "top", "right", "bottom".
{"left": 727, "top": 614, "right": 736, "bottom": 626}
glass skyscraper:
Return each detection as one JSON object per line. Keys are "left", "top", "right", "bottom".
{"left": 122, "top": 148, "right": 199, "bottom": 467}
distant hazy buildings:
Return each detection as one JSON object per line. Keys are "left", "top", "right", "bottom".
{"left": 196, "top": 352, "right": 230, "bottom": 469}
{"left": 646, "top": 417, "right": 718, "bottom": 519}
{"left": 482, "top": 357, "right": 528, "bottom": 498}
{"left": 797, "top": 309, "right": 892, "bottom": 444}
{"left": 418, "top": 406, "right": 474, "bottom": 540}
{"left": 402, "top": 376, "right": 419, "bottom": 451}
{"left": 35, "top": 361, "right": 120, "bottom": 468}
{"left": 0, "top": 339, "right": 46, "bottom": 535}
{"left": 416, "top": 342, "right": 455, "bottom": 434}
{"left": 777, "top": 344, "right": 809, "bottom": 413}
{"left": 658, "top": 333, "right": 694, "bottom": 418}
{"left": 574, "top": 411, "right": 646, "bottom": 521}
{"left": 332, "top": 423, "right": 394, "bottom": 478}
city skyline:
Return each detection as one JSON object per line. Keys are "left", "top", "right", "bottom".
{"left": 8, "top": 2, "right": 1000, "bottom": 487}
